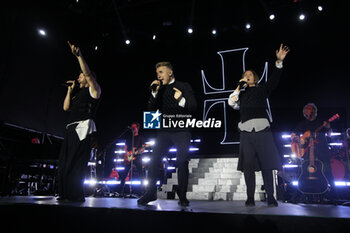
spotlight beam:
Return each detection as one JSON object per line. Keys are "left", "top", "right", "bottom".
{"left": 112, "top": 0, "right": 129, "bottom": 44}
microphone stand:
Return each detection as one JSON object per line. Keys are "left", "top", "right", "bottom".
{"left": 99, "top": 127, "right": 130, "bottom": 197}
{"left": 125, "top": 127, "right": 138, "bottom": 198}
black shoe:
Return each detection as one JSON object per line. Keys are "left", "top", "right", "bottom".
{"left": 56, "top": 196, "right": 67, "bottom": 202}
{"left": 176, "top": 189, "right": 189, "bottom": 207}
{"left": 137, "top": 191, "right": 157, "bottom": 205}
{"left": 267, "top": 196, "right": 278, "bottom": 207}
{"left": 245, "top": 198, "right": 255, "bottom": 207}
{"left": 178, "top": 198, "right": 190, "bottom": 207}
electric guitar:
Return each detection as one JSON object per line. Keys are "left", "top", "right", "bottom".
{"left": 296, "top": 114, "right": 339, "bottom": 194}
{"left": 123, "top": 144, "right": 149, "bottom": 163}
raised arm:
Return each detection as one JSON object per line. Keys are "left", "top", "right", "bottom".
{"left": 67, "top": 41, "right": 101, "bottom": 99}
{"left": 276, "top": 43, "right": 290, "bottom": 63}
{"left": 261, "top": 44, "right": 290, "bottom": 96}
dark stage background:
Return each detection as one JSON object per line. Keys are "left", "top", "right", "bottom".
{"left": 1, "top": 0, "right": 349, "bottom": 156}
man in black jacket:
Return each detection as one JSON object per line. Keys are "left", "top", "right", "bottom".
{"left": 137, "top": 62, "right": 197, "bottom": 206}
{"left": 228, "top": 44, "right": 289, "bottom": 207}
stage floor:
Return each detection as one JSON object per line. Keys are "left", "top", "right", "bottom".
{"left": 0, "top": 195, "right": 350, "bottom": 218}
{"left": 1, "top": 196, "right": 350, "bottom": 232}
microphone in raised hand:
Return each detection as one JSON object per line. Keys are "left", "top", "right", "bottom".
{"left": 238, "top": 81, "right": 247, "bottom": 89}
{"left": 150, "top": 80, "right": 162, "bottom": 92}
{"left": 62, "top": 80, "right": 76, "bottom": 90}
{"left": 61, "top": 82, "right": 73, "bottom": 87}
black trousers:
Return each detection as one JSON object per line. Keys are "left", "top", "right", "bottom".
{"left": 57, "top": 124, "right": 91, "bottom": 200}
{"left": 147, "top": 131, "right": 191, "bottom": 199}
{"left": 118, "top": 159, "right": 142, "bottom": 194}
{"left": 239, "top": 129, "right": 281, "bottom": 200}
{"left": 244, "top": 169, "right": 274, "bottom": 200}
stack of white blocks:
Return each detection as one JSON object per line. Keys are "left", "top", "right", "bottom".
{"left": 158, "top": 158, "right": 265, "bottom": 201}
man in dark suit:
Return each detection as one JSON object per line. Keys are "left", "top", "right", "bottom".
{"left": 137, "top": 61, "right": 197, "bottom": 206}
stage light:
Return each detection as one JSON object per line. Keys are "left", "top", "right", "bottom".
{"left": 94, "top": 46, "right": 98, "bottom": 51}
{"left": 245, "top": 23, "right": 251, "bottom": 30}
{"left": 152, "top": 34, "right": 156, "bottom": 40}
{"left": 187, "top": 27, "right": 193, "bottom": 34}
{"left": 87, "top": 162, "right": 96, "bottom": 166}
{"left": 125, "top": 39, "right": 131, "bottom": 45}
{"left": 142, "top": 157, "right": 151, "bottom": 163}
{"left": 281, "top": 134, "right": 291, "bottom": 139}
{"left": 283, "top": 164, "right": 298, "bottom": 168}
{"left": 84, "top": 179, "right": 97, "bottom": 186}
{"left": 168, "top": 147, "right": 199, "bottom": 152}
{"left": 38, "top": 28, "right": 46, "bottom": 37}
{"left": 114, "top": 150, "right": 125, "bottom": 154}
{"left": 317, "top": 6, "right": 323, "bottom": 11}
{"left": 269, "top": 14, "right": 275, "bottom": 20}
{"left": 116, "top": 142, "right": 125, "bottom": 146}
{"left": 334, "top": 181, "right": 350, "bottom": 186}
{"left": 143, "top": 180, "right": 160, "bottom": 186}
{"left": 329, "top": 142, "right": 343, "bottom": 146}
{"left": 211, "top": 29, "right": 217, "bottom": 35}
{"left": 298, "top": 14, "right": 306, "bottom": 21}
{"left": 105, "top": 180, "right": 119, "bottom": 185}
{"left": 126, "top": 180, "right": 141, "bottom": 185}
{"left": 145, "top": 140, "right": 155, "bottom": 146}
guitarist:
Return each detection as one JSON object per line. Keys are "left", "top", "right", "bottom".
{"left": 118, "top": 122, "right": 144, "bottom": 196}
{"left": 291, "top": 103, "right": 337, "bottom": 202}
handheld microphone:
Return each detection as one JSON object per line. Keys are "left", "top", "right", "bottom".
{"left": 238, "top": 81, "right": 247, "bottom": 89}
{"left": 61, "top": 81, "right": 75, "bottom": 87}
{"left": 150, "top": 80, "right": 163, "bottom": 92}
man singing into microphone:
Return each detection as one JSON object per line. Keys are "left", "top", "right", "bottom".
{"left": 228, "top": 44, "right": 289, "bottom": 207}
{"left": 137, "top": 61, "right": 197, "bottom": 206}
{"left": 57, "top": 42, "right": 101, "bottom": 202}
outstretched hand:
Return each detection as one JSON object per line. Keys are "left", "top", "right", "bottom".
{"left": 276, "top": 43, "right": 290, "bottom": 62}
{"left": 173, "top": 87, "right": 183, "bottom": 101}
{"left": 67, "top": 41, "right": 81, "bottom": 57}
